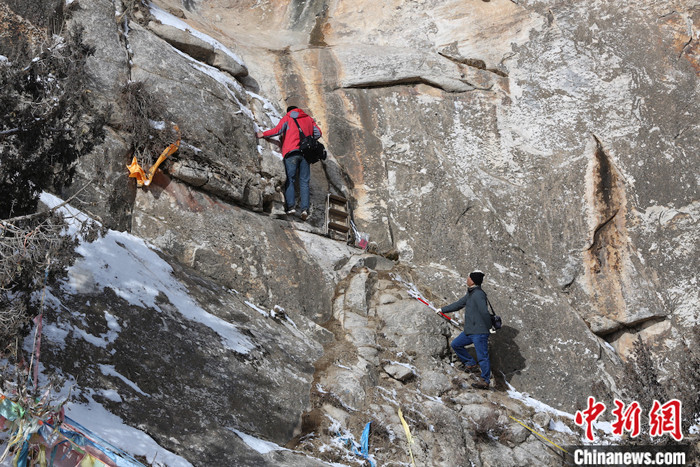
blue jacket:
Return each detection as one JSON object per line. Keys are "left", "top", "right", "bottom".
{"left": 442, "top": 286, "right": 491, "bottom": 335}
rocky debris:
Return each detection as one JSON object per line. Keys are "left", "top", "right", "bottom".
{"left": 383, "top": 362, "right": 416, "bottom": 382}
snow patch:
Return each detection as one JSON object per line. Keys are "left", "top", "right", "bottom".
{"left": 506, "top": 380, "right": 574, "bottom": 420}
{"left": 245, "top": 300, "right": 270, "bottom": 317}
{"left": 100, "top": 389, "right": 122, "bottom": 403}
{"left": 388, "top": 361, "right": 416, "bottom": 371}
{"left": 602, "top": 340, "right": 616, "bottom": 353}
{"left": 99, "top": 364, "right": 149, "bottom": 397}
{"left": 549, "top": 419, "right": 574, "bottom": 434}
{"left": 690, "top": 414, "right": 700, "bottom": 435}
{"left": 40, "top": 193, "right": 256, "bottom": 354}
{"left": 506, "top": 381, "right": 623, "bottom": 443}
{"left": 41, "top": 322, "right": 70, "bottom": 347}
{"left": 396, "top": 240, "right": 414, "bottom": 262}
{"left": 66, "top": 398, "right": 193, "bottom": 467}
{"left": 227, "top": 428, "right": 286, "bottom": 454}
{"left": 149, "top": 119, "right": 166, "bottom": 130}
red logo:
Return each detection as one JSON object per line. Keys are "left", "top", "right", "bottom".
{"left": 611, "top": 399, "right": 641, "bottom": 438}
{"left": 575, "top": 396, "right": 607, "bottom": 442}
{"left": 575, "top": 398, "right": 684, "bottom": 441}
{"left": 649, "top": 399, "right": 683, "bottom": 441}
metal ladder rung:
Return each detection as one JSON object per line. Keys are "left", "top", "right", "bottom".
{"left": 328, "top": 194, "right": 347, "bottom": 204}
{"left": 328, "top": 222, "right": 350, "bottom": 233}
{"left": 328, "top": 208, "right": 348, "bottom": 218}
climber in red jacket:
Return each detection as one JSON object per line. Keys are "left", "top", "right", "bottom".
{"left": 256, "top": 106, "right": 322, "bottom": 221}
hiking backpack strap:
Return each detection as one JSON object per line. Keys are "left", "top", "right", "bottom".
{"left": 292, "top": 117, "right": 307, "bottom": 139}
{"left": 291, "top": 116, "right": 325, "bottom": 164}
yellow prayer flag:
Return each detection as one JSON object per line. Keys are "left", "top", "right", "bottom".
{"left": 398, "top": 408, "right": 416, "bottom": 467}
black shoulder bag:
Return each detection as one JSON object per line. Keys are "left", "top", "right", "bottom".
{"left": 292, "top": 117, "right": 326, "bottom": 164}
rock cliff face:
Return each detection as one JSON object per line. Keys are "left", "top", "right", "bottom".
{"left": 2, "top": 0, "right": 698, "bottom": 465}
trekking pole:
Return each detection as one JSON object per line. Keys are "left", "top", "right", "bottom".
{"left": 413, "top": 295, "right": 461, "bottom": 329}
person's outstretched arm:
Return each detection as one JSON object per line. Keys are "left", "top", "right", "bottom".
{"left": 256, "top": 115, "right": 289, "bottom": 139}
{"left": 440, "top": 294, "right": 468, "bottom": 314}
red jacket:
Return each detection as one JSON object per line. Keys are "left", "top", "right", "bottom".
{"left": 262, "top": 108, "right": 322, "bottom": 157}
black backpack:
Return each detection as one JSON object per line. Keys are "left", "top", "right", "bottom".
{"left": 292, "top": 117, "right": 327, "bottom": 164}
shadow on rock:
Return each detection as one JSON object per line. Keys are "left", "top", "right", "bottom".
{"left": 490, "top": 325, "right": 525, "bottom": 390}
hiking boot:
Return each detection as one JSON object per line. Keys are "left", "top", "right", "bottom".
{"left": 471, "top": 378, "right": 490, "bottom": 390}
{"left": 300, "top": 210, "right": 308, "bottom": 221}
{"left": 285, "top": 208, "right": 296, "bottom": 216}
{"left": 463, "top": 364, "right": 481, "bottom": 374}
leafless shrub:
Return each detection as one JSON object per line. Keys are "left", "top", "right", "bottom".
{"left": 672, "top": 333, "right": 700, "bottom": 440}
{"left": 120, "top": 81, "right": 172, "bottom": 169}
{"left": 0, "top": 212, "right": 77, "bottom": 350}
{"left": 471, "top": 411, "right": 506, "bottom": 442}
{"left": 0, "top": 27, "right": 106, "bottom": 219}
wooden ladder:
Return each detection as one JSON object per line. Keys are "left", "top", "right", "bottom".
{"left": 325, "top": 193, "right": 351, "bottom": 242}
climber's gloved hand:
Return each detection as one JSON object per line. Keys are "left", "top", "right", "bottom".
{"left": 435, "top": 308, "right": 443, "bottom": 314}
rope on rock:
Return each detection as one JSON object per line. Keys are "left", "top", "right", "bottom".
{"left": 509, "top": 416, "right": 569, "bottom": 454}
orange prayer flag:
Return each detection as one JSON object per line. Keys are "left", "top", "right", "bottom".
{"left": 126, "top": 124, "right": 181, "bottom": 187}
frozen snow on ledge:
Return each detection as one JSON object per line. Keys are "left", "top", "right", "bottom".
{"left": 506, "top": 381, "right": 621, "bottom": 443}
{"left": 149, "top": 3, "right": 245, "bottom": 68}
{"left": 505, "top": 380, "right": 574, "bottom": 420}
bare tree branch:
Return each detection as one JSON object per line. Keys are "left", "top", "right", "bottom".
{"left": 0, "top": 180, "right": 94, "bottom": 225}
